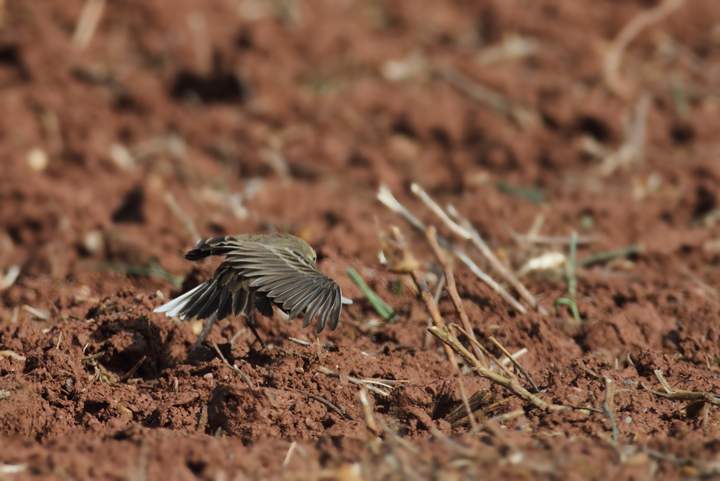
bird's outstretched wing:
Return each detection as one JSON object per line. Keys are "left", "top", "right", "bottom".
{"left": 221, "top": 239, "right": 342, "bottom": 332}
{"left": 155, "top": 236, "right": 343, "bottom": 332}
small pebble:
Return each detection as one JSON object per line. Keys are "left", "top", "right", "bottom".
{"left": 624, "top": 416, "right": 633, "bottom": 424}
{"left": 203, "top": 373, "right": 213, "bottom": 381}
{"left": 27, "top": 148, "right": 48, "bottom": 171}
{"left": 83, "top": 231, "right": 103, "bottom": 254}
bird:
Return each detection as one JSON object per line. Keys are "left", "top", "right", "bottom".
{"left": 154, "top": 234, "right": 348, "bottom": 349}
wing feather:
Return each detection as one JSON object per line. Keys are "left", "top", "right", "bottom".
{"left": 156, "top": 235, "right": 343, "bottom": 332}
{"left": 302, "top": 288, "right": 330, "bottom": 328}
{"left": 315, "top": 287, "right": 334, "bottom": 333}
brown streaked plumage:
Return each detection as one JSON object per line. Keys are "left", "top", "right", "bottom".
{"left": 154, "top": 234, "right": 343, "bottom": 348}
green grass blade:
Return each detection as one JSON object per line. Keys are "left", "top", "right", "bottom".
{"left": 347, "top": 268, "right": 398, "bottom": 323}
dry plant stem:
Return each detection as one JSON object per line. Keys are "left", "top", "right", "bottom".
{"left": 164, "top": 191, "right": 201, "bottom": 242}
{"left": 119, "top": 355, "right": 146, "bottom": 383}
{"left": 603, "top": 377, "right": 618, "bottom": 444}
{"left": 425, "top": 226, "right": 487, "bottom": 366}
{"left": 598, "top": 94, "right": 651, "bottom": 176}
{"left": 80, "top": 351, "right": 105, "bottom": 361}
{"left": 454, "top": 324, "right": 515, "bottom": 378}
{"left": 461, "top": 219, "right": 548, "bottom": 315}
{"left": 501, "top": 348, "right": 528, "bottom": 368}
{"left": 409, "top": 269, "right": 460, "bottom": 374}
{"left": 644, "top": 369, "right": 720, "bottom": 405}
{"left": 49, "top": 301, "right": 67, "bottom": 323}
{"left": 412, "top": 184, "right": 470, "bottom": 239}
{"left": 293, "top": 389, "right": 350, "bottom": 420}
{"left": 283, "top": 442, "right": 297, "bottom": 467}
{"left": 72, "top": 0, "right": 106, "bottom": 50}
{"left": 23, "top": 305, "right": 49, "bottom": 320}
{"left": 0, "top": 350, "right": 26, "bottom": 361}
{"left": 456, "top": 377, "right": 477, "bottom": 430}
{"left": 424, "top": 273, "right": 445, "bottom": 350}
{"left": 453, "top": 248, "right": 526, "bottom": 313}
{"left": 429, "top": 325, "right": 565, "bottom": 412}
{"left": 629, "top": 93, "right": 650, "bottom": 167}
{"left": 413, "top": 184, "right": 542, "bottom": 314}
{"left": 511, "top": 233, "right": 598, "bottom": 245}
{"left": 430, "top": 428, "right": 477, "bottom": 459}
{"left": 316, "top": 366, "right": 391, "bottom": 397}
{"left": 603, "top": 0, "right": 685, "bottom": 98}
{"left": 576, "top": 359, "right": 603, "bottom": 380}
{"left": 211, "top": 340, "right": 254, "bottom": 388}
{"left": 378, "top": 185, "right": 525, "bottom": 313}
{"left": 230, "top": 328, "right": 247, "bottom": 346}
{"left": 378, "top": 422, "right": 420, "bottom": 455}
{"left": 438, "top": 66, "right": 536, "bottom": 128}
{"left": 358, "top": 388, "right": 382, "bottom": 438}
{"left": 470, "top": 409, "right": 526, "bottom": 435}
{"left": 489, "top": 336, "right": 539, "bottom": 393}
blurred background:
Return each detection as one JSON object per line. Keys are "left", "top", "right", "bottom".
{"left": 1, "top": 0, "right": 718, "bottom": 313}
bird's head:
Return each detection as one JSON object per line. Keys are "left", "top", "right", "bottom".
{"left": 298, "top": 241, "right": 317, "bottom": 264}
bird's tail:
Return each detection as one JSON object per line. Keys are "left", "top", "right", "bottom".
{"left": 154, "top": 277, "right": 252, "bottom": 321}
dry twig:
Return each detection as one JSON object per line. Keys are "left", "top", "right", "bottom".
{"left": 456, "top": 377, "right": 477, "bottom": 430}
{"left": 212, "top": 341, "right": 254, "bottom": 388}
{"left": 489, "top": 336, "right": 539, "bottom": 393}
{"left": 22, "top": 305, "right": 49, "bottom": 320}
{"left": 413, "top": 184, "right": 545, "bottom": 314}
{"left": 644, "top": 369, "right": 720, "bottom": 406}
{"left": 358, "top": 388, "right": 382, "bottom": 445}
{"left": 119, "top": 355, "right": 146, "bottom": 383}
{"left": 511, "top": 233, "right": 599, "bottom": 245}
{"left": 409, "top": 268, "right": 460, "bottom": 373}
{"left": 164, "top": 191, "right": 201, "bottom": 243}
{"left": 424, "top": 273, "right": 445, "bottom": 350}
{"left": 293, "top": 389, "right": 351, "bottom": 420}
{"left": 283, "top": 442, "right": 297, "bottom": 467}
{"left": 316, "top": 366, "right": 393, "bottom": 397}
{"left": 453, "top": 325, "right": 514, "bottom": 378}
{"left": 603, "top": 0, "right": 685, "bottom": 98}
{"left": 438, "top": 66, "right": 537, "bottom": 128}
{"left": 470, "top": 409, "right": 526, "bottom": 435}
{"left": 72, "top": 0, "right": 106, "bottom": 50}
{"left": 379, "top": 226, "right": 461, "bottom": 371}
{"left": 429, "top": 325, "right": 565, "bottom": 412}
{"left": 378, "top": 185, "right": 526, "bottom": 313}
{"left": 602, "top": 377, "right": 618, "bottom": 444}
{"left": 597, "top": 93, "right": 651, "bottom": 177}
{"left": 445, "top": 202, "right": 547, "bottom": 314}
{"left": 425, "top": 226, "right": 487, "bottom": 366}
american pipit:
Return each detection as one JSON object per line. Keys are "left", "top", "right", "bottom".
{"left": 154, "top": 234, "right": 347, "bottom": 348}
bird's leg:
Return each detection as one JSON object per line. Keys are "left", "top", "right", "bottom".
{"left": 244, "top": 316, "right": 268, "bottom": 350}
{"left": 244, "top": 294, "right": 267, "bottom": 349}
{"left": 193, "top": 312, "right": 217, "bottom": 350}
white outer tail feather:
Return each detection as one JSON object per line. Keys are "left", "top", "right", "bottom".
{"left": 153, "top": 283, "right": 205, "bottom": 318}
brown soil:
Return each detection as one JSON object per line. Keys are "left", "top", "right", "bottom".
{"left": 2, "top": 0, "right": 720, "bottom": 479}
